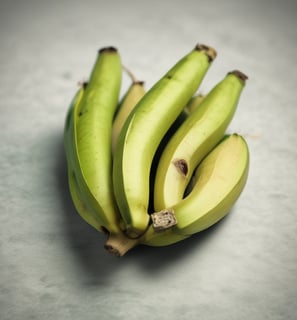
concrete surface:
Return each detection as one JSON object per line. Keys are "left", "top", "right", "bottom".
{"left": 0, "top": 0, "right": 296, "bottom": 319}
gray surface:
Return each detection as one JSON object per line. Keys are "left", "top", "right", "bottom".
{"left": 1, "top": 0, "right": 297, "bottom": 319}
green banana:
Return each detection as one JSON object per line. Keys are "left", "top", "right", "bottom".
{"left": 112, "top": 78, "right": 145, "bottom": 155}
{"left": 64, "top": 84, "right": 103, "bottom": 230}
{"left": 141, "top": 133, "right": 249, "bottom": 246}
{"left": 75, "top": 46, "right": 123, "bottom": 235}
{"left": 153, "top": 70, "right": 248, "bottom": 211}
{"left": 64, "top": 47, "right": 138, "bottom": 256}
{"left": 113, "top": 44, "right": 217, "bottom": 238}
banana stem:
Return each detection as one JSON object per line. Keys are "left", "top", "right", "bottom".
{"left": 122, "top": 64, "right": 144, "bottom": 85}
{"left": 151, "top": 209, "right": 178, "bottom": 231}
{"left": 104, "top": 232, "right": 139, "bottom": 256}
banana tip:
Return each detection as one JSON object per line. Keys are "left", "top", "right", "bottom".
{"left": 195, "top": 43, "right": 217, "bottom": 62}
{"left": 229, "top": 70, "right": 248, "bottom": 83}
{"left": 98, "top": 46, "right": 118, "bottom": 54}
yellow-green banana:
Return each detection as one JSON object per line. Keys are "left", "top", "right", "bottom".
{"left": 75, "top": 46, "right": 123, "bottom": 235}
{"left": 141, "top": 133, "right": 249, "bottom": 246}
{"left": 64, "top": 47, "right": 138, "bottom": 256}
{"left": 112, "top": 78, "right": 145, "bottom": 155}
{"left": 64, "top": 84, "right": 103, "bottom": 231}
{"left": 153, "top": 70, "right": 248, "bottom": 211}
{"left": 113, "top": 44, "right": 217, "bottom": 238}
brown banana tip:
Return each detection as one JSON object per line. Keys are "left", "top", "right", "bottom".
{"left": 195, "top": 43, "right": 217, "bottom": 62}
{"left": 82, "top": 81, "right": 88, "bottom": 89}
{"left": 229, "top": 70, "right": 248, "bottom": 83}
{"left": 104, "top": 244, "right": 122, "bottom": 257}
{"left": 77, "top": 80, "right": 88, "bottom": 89}
{"left": 134, "top": 80, "right": 145, "bottom": 86}
{"left": 98, "top": 46, "right": 118, "bottom": 54}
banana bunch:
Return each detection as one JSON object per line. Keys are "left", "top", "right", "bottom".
{"left": 64, "top": 44, "right": 250, "bottom": 256}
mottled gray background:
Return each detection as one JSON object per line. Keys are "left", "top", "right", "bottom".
{"left": 1, "top": 0, "right": 296, "bottom": 319}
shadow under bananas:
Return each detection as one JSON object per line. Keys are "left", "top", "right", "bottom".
{"left": 54, "top": 132, "right": 123, "bottom": 283}
{"left": 127, "top": 213, "right": 233, "bottom": 274}
{"left": 55, "top": 129, "right": 233, "bottom": 279}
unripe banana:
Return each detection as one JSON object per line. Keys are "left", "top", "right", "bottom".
{"left": 64, "top": 83, "right": 110, "bottom": 230}
{"left": 113, "top": 44, "right": 217, "bottom": 238}
{"left": 141, "top": 133, "right": 249, "bottom": 246}
{"left": 154, "top": 70, "right": 248, "bottom": 211}
{"left": 112, "top": 78, "right": 145, "bottom": 155}
{"left": 64, "top": 48, "right": 138, "bottom": 256}
{"left": 75, "top": 47, "right": 123, "bottom": 236}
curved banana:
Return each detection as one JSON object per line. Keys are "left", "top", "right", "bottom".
{"left": 113, "top": 44, "right": 217, "bottom": 238}
{"left": 64, "top": 84, "right": 102, "bottom": 230}
{"left": 154, "top": 70, "right": 248, "bottom": 211}
{"left": 112, "top": 78, "right": 145, "bottom": 155}
{"left": 75, "top": 46, "right": 123, "bottom": 235}
{"left": 141, "top": 133, "right": 249, "bottom": 246}
{"left": 64, "top": 47, "right": 138, "bottom": 256}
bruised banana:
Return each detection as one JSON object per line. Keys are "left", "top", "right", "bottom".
{"left": 112, "top": 77, "right": 145, "bottom": 155}
{"left": 140, "top": 133, "right": 249, "bottom": 246}
{"left": 154, "top": 70, "right": 248, "bottom": 211}
{"left": 113, "top": 44, "right": 217, "bottom": 238}
{"left": 64, "top": 47, "right": 137, "bottom": 256}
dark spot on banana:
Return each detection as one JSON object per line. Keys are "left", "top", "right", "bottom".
{"left": 173, "top": 159, "right": 188, "bottom": 177}
{"left": 78, "top": 109, "right": 88, "bottom": 117}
